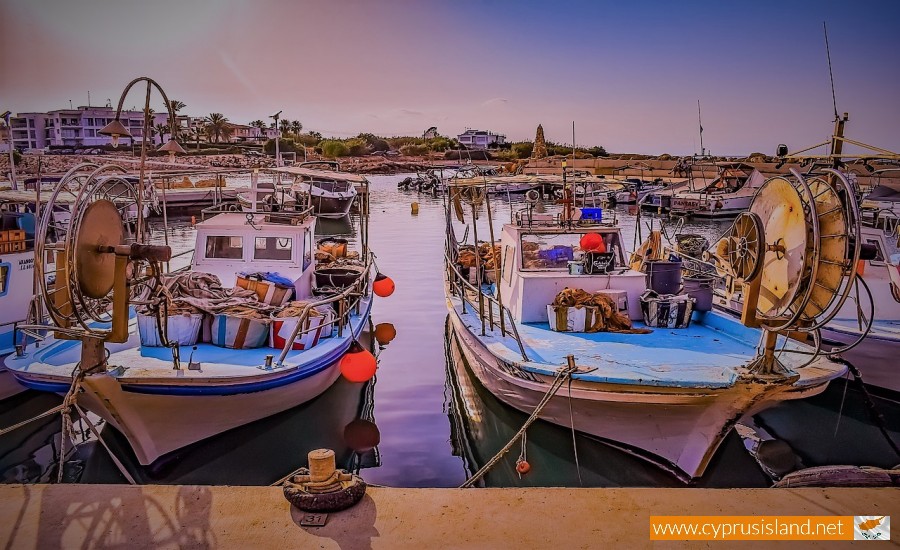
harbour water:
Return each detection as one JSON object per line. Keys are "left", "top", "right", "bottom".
{"left": 1, "top": 174, "right": 898, "bottom": 487}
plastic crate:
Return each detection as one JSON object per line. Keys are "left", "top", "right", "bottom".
{"left": 580, "top": 207, "right": 603, "bottom": 220}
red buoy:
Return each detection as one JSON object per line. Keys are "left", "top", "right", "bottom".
{"left": 579, "top": 232, "right": 606, "bottom": 253}
{"left": 516, "top": 459, "right": 531, "bottom": 475}
{"left": 373, "top": 273, "right": 395, "bottom": 297}
{"left": 340, "top": 341, "right": 377, "bottom": 383}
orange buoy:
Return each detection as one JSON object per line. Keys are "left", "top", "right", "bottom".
{"left": 373, "top": 273, "right": 395, "bottom": 297}
{"left": 340, "top": 341, "right": 377, "bottom": 383}
{"left": 515, "top": 459, "right": 531, "bottom": 475}
{"left": 579, "top": 232, "right": 606, "bottom": 253}
{"left": 343, "top": 419, "right": 381, "bottom": 452}
{"left": 374, "top": 322, "right": 397, "bottom": 346}
{"left": 191, "top": 215, "right": 197, "bottom": 226}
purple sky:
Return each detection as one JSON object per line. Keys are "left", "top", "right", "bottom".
{"left": 2, "top": 0, "right": 898, "bottom": 155}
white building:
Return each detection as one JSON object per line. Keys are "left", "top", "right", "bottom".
{"left": 8, "top": 106, "right": 172, "bottom": 150}
{"left": 223, "top": 122, "right": 277, "bottom": 143}
{"left": 457, "top": 129, "right": 506, "bottom": 150}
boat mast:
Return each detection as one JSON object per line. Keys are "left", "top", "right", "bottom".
{"left": 697, "top": 99, "right": 704, "bottom": 157}
{"left": 824, "top": 21, "right": 847, "bottom": 160}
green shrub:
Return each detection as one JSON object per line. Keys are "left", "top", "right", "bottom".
{"left": 512, "top": 142, "right": 533, "bottom": 159}
{"left": 399, "top": 143, "right": 429, "bottom": 156}
{"left": 345, "top": 138, "right": 369, "bottom": 156}
{"left": 321, "top": 140, "right": 349, "bottom": 157}
{"left": 12, "top": 150, "right": 22, "bottom": 165}
{"left": 264, "top": 138, "right": 298, "bottom": 155}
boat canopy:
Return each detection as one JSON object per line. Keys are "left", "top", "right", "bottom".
{"left": 269, "top": 166, "right": 369, "bottom": 184}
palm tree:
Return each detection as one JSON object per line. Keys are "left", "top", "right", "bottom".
{"left": 290, "top": 120, "right": 303, "bottom": 135}
{"left": 279, "top": 119, "right": 291, "bottom": 136}
{"left": 250, "top": 119, "right": 267, "bottom": 142}
{"left": 205, "top": 113, "right": 229, "bottom": 143}
{"left": 153, "top": 123, "right": 169, "bottom": 145}
{"left": 169, "top": 99, "right": 186, "bottom": 113}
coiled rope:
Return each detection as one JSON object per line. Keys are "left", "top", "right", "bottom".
{"left": 459, "top": 357, "right": 579, "bottom": 488}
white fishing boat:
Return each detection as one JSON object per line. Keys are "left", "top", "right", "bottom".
{"left": 0, "top": 208, "right": 35, "bottom": 400}
{"left": 444, "top": 169, "right": 858, "bottom": 479}
{"left": 669, "top": 163, "right": 765, "bottom": 217}
{"left": 6, "top": 167, "right": 382, "bottom": 465}
{"left": 613, "top": 179, "right": 664, "bottom": 204}
{"left": 281, "top": 162, "right": 362, "bottom": 218}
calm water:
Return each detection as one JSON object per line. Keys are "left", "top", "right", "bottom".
{"left": 1, "top": 175, "right": 898, "bottom": 487}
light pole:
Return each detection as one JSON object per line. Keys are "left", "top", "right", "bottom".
{"left": 98, "top": 77, "right": 186, "bottom": 239}
{"left": 270, "top": 110, "right": 282, "bottom": 167}
{"left": 2, "top": 111, "right": 17, "bottom": 190}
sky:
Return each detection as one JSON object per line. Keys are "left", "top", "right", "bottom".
{"left": 1, "top": 0, "right": 899, "bottom": 155}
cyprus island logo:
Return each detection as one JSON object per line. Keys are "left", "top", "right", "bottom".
{"left": 854, "top": 516, "right": 890, "bottom": 541}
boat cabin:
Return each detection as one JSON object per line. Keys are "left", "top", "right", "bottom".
{"left": 496, "top": 215, "right": 647, "bottom": 323}
{"left": 191, "top": 212, "right": 316, "bottom": 297}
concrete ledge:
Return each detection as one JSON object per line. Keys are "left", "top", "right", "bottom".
{"left": 0, "top": 485, "right": 896, "bottom": 548}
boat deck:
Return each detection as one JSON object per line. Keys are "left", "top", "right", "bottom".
{"left": 451, "top": 299, "right": 820, "bottom": 389}
{"left": 515, "top": 315, "right": 757, "bottom": 387}
{"left": 8, "top": 298, "right": 371, "bottom": 389}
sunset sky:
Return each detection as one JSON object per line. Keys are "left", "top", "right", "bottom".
{"left": 1, "top": 0, "right": 898, "bottom": 155}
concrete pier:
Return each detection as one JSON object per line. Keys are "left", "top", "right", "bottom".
{"left": 0, "top": 485, "right": 896, "bottom": 548}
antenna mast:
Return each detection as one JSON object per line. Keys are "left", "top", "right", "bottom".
{"left": 697, "top": 99, "right": 705, "bottom": 156}
{"left": 824, "top": 21, "right": 839, "bottom": 122}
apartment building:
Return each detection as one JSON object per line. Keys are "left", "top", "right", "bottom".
{"left": 8, "top": 106, "right": 171, "bottom": 150}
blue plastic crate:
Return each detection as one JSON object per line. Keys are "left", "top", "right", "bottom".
{"left": 537, "top": 246, "right": 574, "bottom": 263}
{"left": 581, "top": 207, "right": 603, "bottom": 220}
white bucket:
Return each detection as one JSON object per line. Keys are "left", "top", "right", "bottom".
{"left": 138, "top": 313, "right": 203, "bottom": 347}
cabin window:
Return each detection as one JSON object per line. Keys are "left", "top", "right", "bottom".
{"left": 304, "top": 231, "right": 313, "bottom": 270}
{"left": 521, "top": 232, "right": 622, "bottom": 270}
{"left": 0, "top": 263, "right": 9, "bottom": 297}
{"left": 254, "top": 237, "right": 293, "bottom": 261}
{"left": 205, "top": 236, "right": 243, "bottom": 260}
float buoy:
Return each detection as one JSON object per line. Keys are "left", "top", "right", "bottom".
{"left": 579, "top": 232, "right": 606, "bottom": 253}
{"left": 340, "top": 341, "right": 377, "bottom": 383}
{"left": 373, "top": 273, "right": 395, "bottom": 297}
{"left": 516, "top": 459, "right": 531, "bottom": 475}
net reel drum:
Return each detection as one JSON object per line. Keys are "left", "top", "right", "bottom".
{"left": 29, "top": 163, "right": 172, "bottom": 372}
{"left": 710, "top": 168, "right": 865, "bottom": 377}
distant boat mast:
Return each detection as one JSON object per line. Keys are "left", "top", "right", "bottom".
{"left": 697, "top": 99, "right": 705, "bottom": 157}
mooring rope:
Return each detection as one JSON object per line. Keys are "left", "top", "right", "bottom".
{"left": 458, "top": 359, "right": 579, "bottom": 488}
{"left": 832, "top": 356, "right": 900, "bottom": 459}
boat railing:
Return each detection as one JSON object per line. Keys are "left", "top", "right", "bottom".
{"left": 444, "top": 252, "right": 529, "bottom": 362}
{"left": 199, "top": 203, "right": 314, "bottom": 223}
{"left": 275, "top": 254, "right": 374, "bottom": 366}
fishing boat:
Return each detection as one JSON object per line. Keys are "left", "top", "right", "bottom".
{"left": 6, "top": 167, "right": 380, "bottom": 465}
{"left": 444, "top": 169, "right": 857, "bottom": 479}
{"left": 280, "top": 161, "right": 362, "bottom": 218}
{"left": 669, "top": 163, "right": 765, "bottom": 217}
{"left": 613, "top": 178, "right": 665, "bottom": 205}
{"left": 0, "top": 207, "right": 35, "bottom": 400}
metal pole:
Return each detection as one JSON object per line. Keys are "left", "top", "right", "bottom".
{"left": 5, "top": 114, "right": 17, "bottom": 190}
{"left": 482, "top": 177, "right": 505, "bottom": 335}
{"left": 470, "top": 193, "right": 485, "bottom": 335}
{"left": 136, "top": 80, "right": 151, "bottom": 240}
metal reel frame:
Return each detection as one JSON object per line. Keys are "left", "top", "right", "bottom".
{"left": 36, "top": 164, "right": 141, "bottom": 334}
{"left": 724, "top": 212, "right": 765, "bottom": 282}
{"left": 752, "top": 172, "right": 820, "bottom": 332}
{"left": 799, "top": 168, "right": 863, "bottom": 331}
